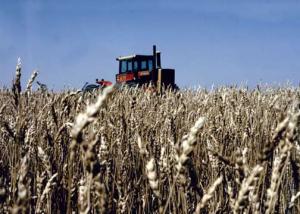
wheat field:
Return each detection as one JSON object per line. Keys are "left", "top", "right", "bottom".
{"left": 0, "top": 64, "right": 300, "bottom": 213}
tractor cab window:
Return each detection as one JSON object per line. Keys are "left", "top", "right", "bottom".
{"left": 148, "top": 60, "right": 153, "bottom": 71}
{"left": 121, "top": 61, "right": 127, "bottom": 73}
{"left": 128, "top": 61, "right": 132, "bottom": 72}
{"left": 133, "top": 61, "right": 138, "bottom": 71}
{"left": 141, "top": 60, "right": 147, "bottom": 70}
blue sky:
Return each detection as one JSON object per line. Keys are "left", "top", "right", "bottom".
{"left": 1, "top": 0, "right": 300, "bottom": 89}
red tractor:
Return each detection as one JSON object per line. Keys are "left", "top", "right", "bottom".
{"left": 114, "top": 45, "right": 177, "bottom": 91}
{"left": 83, "top": 45, "right": 177, "bottom": 92}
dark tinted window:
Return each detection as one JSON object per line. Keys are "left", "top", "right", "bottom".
{"left": 133, "top": 61, "right": 138, "bottom": 71}
{"left": 128, "top": 61, "right": 132, "bottom": 71}
{"left": 141, "top": 60, "right": 147, "bottom": 70}
{"left": 121, "top": 61, "right": 127, "bottom": 73}
{"left": 148, "top": 60, "right": 153, "bottom": 71}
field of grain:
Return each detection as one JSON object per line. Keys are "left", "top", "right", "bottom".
{"left": 1, "top": 64, "right": 300, "bottom": 213}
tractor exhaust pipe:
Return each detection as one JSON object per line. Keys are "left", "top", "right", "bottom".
{"left": 152, "top": 45, "right": 157, "bottom": 85}
{"left": 156, "top": 52, "right": 161, "bottom": 68}
{"left": 153, "top": 45, "right": 157, "bottom": 72}
{"left": 152, "top": 45, "right": 161, "bottom": 69}
{"left": 153, "top": 45, "right": 162, "bottom": 92}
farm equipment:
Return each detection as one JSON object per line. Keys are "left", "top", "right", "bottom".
{"left": 114, "top": 45, "right": 177, "bottom": 91}
{"left": 83, "top": 45, "right": 177, "bottom": 92}
{"left": 82, "top": 79, "right": 113, "bottom": 92}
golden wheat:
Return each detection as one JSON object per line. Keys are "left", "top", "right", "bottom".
{"left": 1, "top": 61, "right": 300, "bottom": 213}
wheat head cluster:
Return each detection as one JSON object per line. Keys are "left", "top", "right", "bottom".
{"left": 0, "top": 61, "right": 300, "bottom": 214}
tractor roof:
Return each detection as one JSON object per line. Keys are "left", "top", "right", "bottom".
{"left": 116, "top": 52, "right": 160, "bottom": 61}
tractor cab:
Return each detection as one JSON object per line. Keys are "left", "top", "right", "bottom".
{"left": 116, "top": 46, "right": 176, "bottom": 90}
{"left": 116, "top": 54, "right": 157, "bottom": 85}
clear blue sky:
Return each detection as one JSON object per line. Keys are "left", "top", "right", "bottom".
{"left": 1, "top": 0, "right": 300, "bottom": 89}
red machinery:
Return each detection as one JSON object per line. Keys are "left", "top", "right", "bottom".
{"left": 96, "top": 79, "right": 113, "bottom": 87}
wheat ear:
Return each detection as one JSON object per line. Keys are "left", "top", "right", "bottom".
{"left": 25, "top": 69, "right": 38, "bottom": 94}
{"left": 288, "top": 191, "right": 300, "bottom": 209}
{"left": 36, "top": 173, "right": 58, "bottom": 213}
{"left": 176, "top": 117, "right": 205, "bottom": 173}
{"left": 233, "top": 165, "right": 264, "bottom": 214}
{"left": 146, "top": 158, "right": 160, "bottom": 198}
{"left": 265, "top": 142, "right": 291, "bottom": 214}
{"left": 12, "top": 57, "right": 22, "bottom": 107}
{"left": 195, "top": 176, "right": 223, "bottom": 213}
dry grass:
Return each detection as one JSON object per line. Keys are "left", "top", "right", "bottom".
{"left": 1, "top": 62, "right": 300, "bottom": 213}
